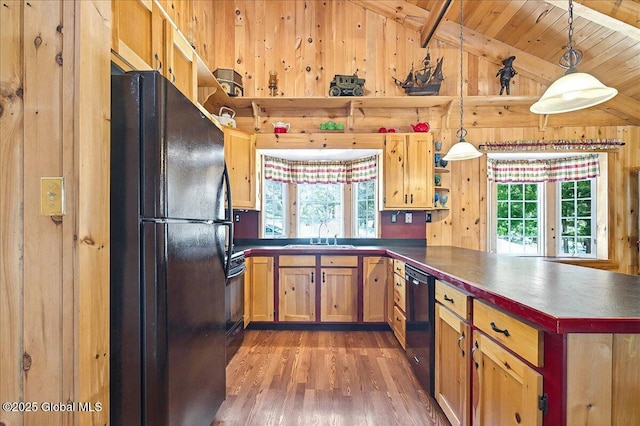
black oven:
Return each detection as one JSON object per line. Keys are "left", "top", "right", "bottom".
{"left": 405, "top": 264, "right": 435, "bottom": 395}
{"left": 225, "top": 252, "right": 245, "bottom": 364}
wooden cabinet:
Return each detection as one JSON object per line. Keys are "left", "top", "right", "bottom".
{"left": 111, "top": 0, "right": 164, "bottom": 72}
{"left": 278, "top": 267, "right": 316, "bottom": 322}
{"left": 248, "top": 256, "right": 274, "bottom": 323}
{"left": 471, "top": 300, "right": 544, "bottom": 425}
{"left": 278, "top": 255, "right": 315, "bottom": 321}
{"left": 320, "top": 268, "right": 357, "bottom": 322}
{"left": 224, "top": 128, "right": 259, "bottom": 210}
{"left": 390, "top": 259, "right": 406, "bottom": 348}
{"left": 319, "top": 256, "right": 358, "bottom": 322}
{"left": 166, "top": 24, "right": 198, "bottom": 103}
{"left": 471, "top": 331, "right": 543, "bottom": 426}
{"left": 362, "top": 256, "right": 389, "bottom": 322}
{"left": 435, "top": 280, "right": 472, "bottom": 426}
{"left": 383, "top": 133, "right": 434, "bottom": 210}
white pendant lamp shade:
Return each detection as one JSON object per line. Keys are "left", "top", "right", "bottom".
{"left": 443, "top": 139, "right": 483, "bottom": 161}
{"left": 530, "top": 72, "right": 618, "bottom": 114}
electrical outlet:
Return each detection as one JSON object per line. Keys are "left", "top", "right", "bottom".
{"left": 391, "top": 213, "right": 397, "bottom": 223}
{"left": 235, "top": 214, "right": 241, "bottom": 222}
{"left": 405, "top": 212, "right": 413, "bottom": 223}
{"left": 426, "top": 213, "right": 432, "bottom": 223}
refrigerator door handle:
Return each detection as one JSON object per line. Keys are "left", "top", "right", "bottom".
{"left": 223, "top": 164, "right": 233, "bottom": 279}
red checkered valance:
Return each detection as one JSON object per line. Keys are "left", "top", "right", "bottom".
{"left": 487, "top": 154, "right": 600, "bottom": 183}
{"left": 264, "top": 155, "right": 377, "bottom": 184}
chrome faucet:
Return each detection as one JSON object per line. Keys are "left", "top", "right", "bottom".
{"left": 317, "top": 222, "right": 329, "bottom": 245}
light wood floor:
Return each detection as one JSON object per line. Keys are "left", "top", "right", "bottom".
{"left": 213, "top": 330, "right": 450, "bottom": 426}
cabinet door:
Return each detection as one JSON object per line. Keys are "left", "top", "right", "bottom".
{"left": 472, "top": 332, "right": 543, "bottom": 426}
{"left": 320, "top": 268, "right": 357, "bottom": 322}
{"left": 249, "top": 257, "right": 274, "bottom": 322}
{"left": 435, "top": 304, "right": 470, "bottom": 426}
{"left": 224, "top": 128, "right": 258, "bottom": 210}
{"left": 166, "top": 25, "right": 198, "bottom": 102}
{"left": 279, "top": 268, "right": 316, "bottom": 321}
{"left": 406, "top": 134, "right": 433, "bottom": 208}
{"left": 383, "top": 134, "right": 407, "bottom": 208}
{"left": 363, "top": 257, "right": 388, "bottom": 322}
{"left": 112, "top": 0, "right": 163, "bottom": 71}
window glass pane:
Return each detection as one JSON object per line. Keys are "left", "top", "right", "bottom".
{"left": 561, "top": 200, "right": 575, "bottom": 217}
{"left": 354, "top": 180, "right": 377, "bottom": 237}
{"left": 576, "top": 180, "right": 591, "bottom": 198}
{"left": 298, "top": 183, "right": 344, "bottom": 238}
{"left": 263, "top": 180, "right": 286, "bottom": 238}
{"left": 561, "top": 181, "right": 575, "bottom": 199}
{"left": 524, "top": 202, "right": 537, "bottom": 218}
{"left": 510, "top": 202, "right": 523, "bottom": 218}
{"left": 557, "top": 179, "right": 595, "bottom": 257}
{"left": 576, "top": 200, "right": 591, "bottom": 217}
{"left": 495, "top": 183, "right": 540, "bottom": 255}
{"left": 510, "top": 184, "right": 523, "bottom": 200}
{"left": 524, "top": 184, "right": 538, "bottom": 200}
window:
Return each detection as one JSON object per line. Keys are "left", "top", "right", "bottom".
{"left": 263, "top": 180, "right": 286, "bottom": 238}
{"left": 558, "top": 179, "right": 596, "bottom": 257}
{"left": 297, "top": 183, "right": 344, "bottom": 238}
{"left": 495, "top": 183, "right": 542, "bottom": 255}
{"left": 354, "top": 180, "right": 377, "bottom": 237}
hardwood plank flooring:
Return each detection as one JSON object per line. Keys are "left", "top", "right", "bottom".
{"left": 213, "top": 330, "right": 450, "bottom": 426}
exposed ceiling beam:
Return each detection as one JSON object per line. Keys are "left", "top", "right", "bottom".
{"left": 347, "top": 0, "right": 427, "bottom": 32}
{"left": 434, "top": 19, "right": 640, "bottom": 125}
{"left": 544, "top": 0, "right": 640, "bottom": 42}
{"left": 420, "top": 0, "right": 453, "bottom": 48}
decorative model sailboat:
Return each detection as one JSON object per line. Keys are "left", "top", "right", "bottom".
{"left": 393, "top": 50, "right": 445, "bottom": 96}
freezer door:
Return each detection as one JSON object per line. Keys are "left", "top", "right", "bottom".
{"left": 136, "top": 71, "right": 225, "bottom": 221}
{"left": 141, "top": 221, "right": 226, "bottom": 426}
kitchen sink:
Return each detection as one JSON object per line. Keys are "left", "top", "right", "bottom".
{"left": 284, "top": 244, "right": 356, "bottom": 249}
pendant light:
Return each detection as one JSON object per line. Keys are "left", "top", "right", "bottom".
{"left": 530, "top": 0, "right": 617, "bottom": 114}
{"left": 443, "top": 0, "right": 482, "bottom": 161}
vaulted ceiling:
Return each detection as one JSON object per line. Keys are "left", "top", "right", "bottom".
{"left": 350, "top": 0, "right": 640, "bottom": 124}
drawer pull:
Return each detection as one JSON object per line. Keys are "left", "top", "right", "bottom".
{"left": 311, "top": 272, "right": 314, "bottom": 283}
{"left": 443, "top": 294, "right": 455, "bottom": 304}
{"left": 490, "top": 321, "right": 510, "bottom": 337}
{"left": 472, "top": 340, "right": 479, "bottom": 369}
{"left": 457, "top": 331, "right": 465, "bottom": 357}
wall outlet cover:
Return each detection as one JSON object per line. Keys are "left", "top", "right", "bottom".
{"left": 426, "top": 213, "right": 432, "bottom": 222}
{"left": 405, "top": 212, "right": 412, "bottom": 223}
{"left": 391, "top": 213, "right": 397, "bottom": 223}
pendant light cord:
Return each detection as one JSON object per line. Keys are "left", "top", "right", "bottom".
{"left": 457, "top": 0, "right": 467, "bottom": 141}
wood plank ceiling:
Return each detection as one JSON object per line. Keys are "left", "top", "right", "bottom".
{"left": 350, "top": 0, "right": 640, "bottom": 125}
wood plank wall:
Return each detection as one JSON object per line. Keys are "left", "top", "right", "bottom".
{"left": 0, "top": 1, "right": 110, "bottom": 425}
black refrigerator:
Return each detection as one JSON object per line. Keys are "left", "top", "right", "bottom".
{"left": 110, "top": 71, "right": 232, "bottom": 425}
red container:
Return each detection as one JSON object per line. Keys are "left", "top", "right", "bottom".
{"left": 274, "top": 127, "right": 288, "bottom": 133}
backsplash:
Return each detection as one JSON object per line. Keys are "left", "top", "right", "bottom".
{"left": 380, "top": 211, "right": 427, "bottom": 239}
{"left": 232, "top": 210, "right": 427, "bottom": 240}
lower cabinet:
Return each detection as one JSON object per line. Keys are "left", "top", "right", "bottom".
{"left": 471, "top": 331, "right": 543, "bottom": 426}
{"left": 435, "top": 304, "right": 470, "bottom": 426}
{"left": 390, "top": 259, "right": 406, "bottom": 349}
{"left": 248, "top": 256, "right": 274, "bottom": 323}
{"left": 362, "top": 256, "right": 389, "bottom": 322}
{"left": 320, "top": 268, "right": 357, "bottom": 322}
{"left": 278, "top": 267, "right": 316, "bottom": 322}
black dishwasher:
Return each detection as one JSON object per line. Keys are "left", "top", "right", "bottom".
{"left": 405, "top": 264, "right": 435, "bottom": 395}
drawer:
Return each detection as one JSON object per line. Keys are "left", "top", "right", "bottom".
{"left": 279, "top": 255, "right": 315, "bottom": 267}
{"left": 393, "top": 273, "right": 406, "bottom": 312}
{"left": 473, "top": 300, "right": 543, "bottom": 367}
{"left": 393, "top": 259, "right": 405, "bottom": 277}
{"left": 435, "top": 280, "right": 471, "bottom": 321}
{"left": 320, "top": 255, "right": 358, "bottom": 267}
{"left": 392, "top": 305, "right": 406, "bottom": 350}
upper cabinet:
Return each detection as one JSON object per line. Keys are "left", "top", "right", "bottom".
{"left": 112, "top": 0, "right": 227, "bottom": 108}
{"left": 383, "top": 133, "right": 434, "bottom": 210}
{"left": 111, "top": 0, "right": 164, "bottom": 72}
{"left": 224, "top": 128, "right": 260, "bottom": 210}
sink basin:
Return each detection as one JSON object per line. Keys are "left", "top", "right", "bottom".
{"left": 284, "top": 244, "right": 356, "bottom": 249}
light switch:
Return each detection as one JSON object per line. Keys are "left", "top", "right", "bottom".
{"left": 41, "top": 177, "right": 64, "bottom": 216}
{"left": 405, "top": 212, "right": 412, "bottom": 223}
{"left": 391, "top": 213, "right": 397, "bottom": 223}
